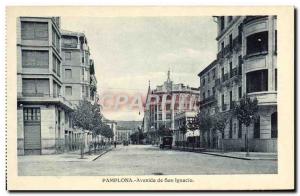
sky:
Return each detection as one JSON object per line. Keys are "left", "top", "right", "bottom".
{"left": 61, "top": 16, "right": 217, "bottom": 121}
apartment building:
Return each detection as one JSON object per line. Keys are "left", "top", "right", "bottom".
{"left": 198, "top": 16, "right": 277, "bottom": 152}
{"left": 61, "top": 30, "right": 98, "bottom": 105}
{"left": 17, "top": 17, "right": 74, "bottom": 155}
{"left": 143, "top": 71, "right": 199, "bottom": 138}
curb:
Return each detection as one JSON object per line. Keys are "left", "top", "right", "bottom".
{"left": 200, "top": 152, "right": 277, "bottom": 161}
{"left": 92, "top": 148, "right": 112, "bottom": 161}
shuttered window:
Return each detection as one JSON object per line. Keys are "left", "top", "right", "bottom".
{"left": 21, "top": 22, "right": 48, "bottom": 40}
{"left": 22, "top": 50, "right": 49, "bottom": 68}
{"left": 22, "top": 79, "right": 49, "bottom": 96}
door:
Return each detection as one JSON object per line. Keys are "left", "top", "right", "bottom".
{"left": 24, "top": 108, "right": 41, "bottom": 155}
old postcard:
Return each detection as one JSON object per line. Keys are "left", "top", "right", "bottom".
{"left": 6, "top": 6, "right": 294, "bottom": 191}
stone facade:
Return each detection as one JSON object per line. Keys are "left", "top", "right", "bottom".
{"left": 198, "top": 16, "right": 277, "bottom": 152}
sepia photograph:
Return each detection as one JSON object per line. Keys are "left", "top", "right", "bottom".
{"left": 6, "top": 6, "right": 294, "bottom": 191}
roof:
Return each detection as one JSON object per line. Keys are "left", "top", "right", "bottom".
{"left": 198, "top": 59, "right": 218, "bottom": 77}
{"left": 61, "top": 29, "right": 85, "bottom": 37}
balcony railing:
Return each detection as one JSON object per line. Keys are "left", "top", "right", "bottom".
{"left": 199, "top": 95, "right": 216, "bottom": 106}
{"left": 18, "top": 92, "right": 73, "bottom": 108}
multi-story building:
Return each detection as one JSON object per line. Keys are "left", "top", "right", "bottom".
{"left": 17, "top": 17, "right": 74, "bottom": 155}
{"left": 143, "top": 71, "right": 199, "bottom": 139}
{"left": 198, "top": 16, "right": 277, "bottom": 152}
{"left": 17, "top": 17, "right": 99, "bottom": 155}
{"left": 61, "top": 30, "right": 98, "bottom": 105}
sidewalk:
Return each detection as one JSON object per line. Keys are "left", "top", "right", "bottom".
{"left": 18, "top": 147, "right": 112, "bottom": 163}
{"left": 172, "top": 146, "right": 277, "bottom": 160}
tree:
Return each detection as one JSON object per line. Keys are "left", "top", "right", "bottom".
{"left": 212, "top": 108, "right": 232, "bottom": 152}
{"left": 233, "top": 95, "right": 259, "bottom": 156}
{"left": 72, "top": 100, "right": 103, "bottom": 158}
{"left": 196, "top": 109, "right": 214, "bottom": 148}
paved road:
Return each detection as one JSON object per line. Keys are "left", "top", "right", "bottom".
{"left": 18, "top": 145, "right": 277, "bottom": 176}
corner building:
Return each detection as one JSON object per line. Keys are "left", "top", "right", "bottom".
{"left": 17, "top": 17, "right": 74, "bottom": 155}
{"left": 199, "top": 16, "right": 277, "bottom": 152}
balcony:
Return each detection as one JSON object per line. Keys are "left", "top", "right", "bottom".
{"left": 199, "top": 95, "right": 216, "bottom": 108}
{"left": 247, "top": 91, "right": 277, "bottom": 106}
{"left": 17, "top": 92, "right": 73, "bottom": 111}
{"left": 217, "top": 45, "right": 233, "bottom": 60}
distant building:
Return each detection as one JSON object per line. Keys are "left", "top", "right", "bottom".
{"left": 103, "top": 118, "right": 117, "bottom": 142}
{"left": 143, "top": 71, "right": 200, "bottom": 139}
{"left": 115, "top": 128, "right": 134, "bottom": 143}
{"left": 198, "top": 16, "right": 277, "bottom": 152}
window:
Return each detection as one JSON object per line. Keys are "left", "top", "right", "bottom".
{"left": 62, "top": 36, "right": 78, "bottom": 48}
{"left": 203, "top": 92, "right": 205, "bottom": 100}
{"left": 22, "top": 50, "right": 49, "bottom": 68}
{"left": 246, "top": 70, "right": 268, "bottom": 93}
{"left": 238, "top": 55, "right": 242, "bottom": 75}
{"left": 229, "top": 119, "right": 233, "bottom": 139}
{"left": 65, "top": 86, "right": 72, "bottom": 96}
{"left": 229, "top": 62, "right": 233, "bottom": 78}
{"left": 275, "top": 69, "right": 277, "bottom": 91}
{"left": 238, "top": 121, "right": 242, "bottom": 138}
{"left": 212, "top": 68, "right": 216, "bottom": 79}
{"left": 22, "top": 79, "right": 49, "bottom": 96}
{"left": 52, "top": 54, "right": 60, "bottom": 76}
{"left": 166, "top": 113, "right": 171, "bottom": 120}
{"left": 228, "top": 16, "right": 233, "bottom": 22}
{"left": 221, "top": 94, "right": 225, "bottom": 110}
{"left": 208, "top": 90, "right": 210, "bottom": 97}
{"left": 65, "top": 52, "right": 71, "bottom": 60}
{"left": 21, "top": 22, "right": 48, "bottom": 40}
{"left": 220, "top": 16, "right": 225, "bottom": 31}
{"left": 24, "top": 108, "right": 40, "bottom": 121}
{"left": 253, "top": 116, "right": 260, "bottom": 139}
{"left": 221, "top": 67, "right": 225, "bottom": 81}
{"left": 81, "top": 67, "right": 84, "bottom": 81}
{"left": 65, "top": 69, "right": 72, "bottom": 79}
{"left": 221, "top": 41, "right": 225, "bottom": 51}
{"left": 158, "top": 114, "right": 162, "bottom": 120}
{"left": 166, "top": 104, "right": 171, "bottom": 111}
{"left": 229, "top": 34, "right": 233, "bottom": 50}
{"left": 275, "top": 30, "right": 277, "bottom": 53}
{"left": 238, "top": 86, "right": 242, "bottom": 99}
{"left": 271, "top": 112, "right": 277, "bottom": 138}
{"left": 52, "top": 27, "right": 60, "bottom": 51}
{"left": 52, "top": 81, "right": 61, "bottom": 98}
{"left": 246, "top": 31, "right": 268, "bottom": 55}
{"left": 229, "top": 91, "right": 233, "bottom": 109}
{"left": 212, "top": 87, "right": 215, "bottom": 96}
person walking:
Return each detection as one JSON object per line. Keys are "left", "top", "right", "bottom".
{"left": 114, "top": 141, "right": 117, "bottom": 148}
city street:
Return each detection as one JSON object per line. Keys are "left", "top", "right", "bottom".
{"left": 18, "top": 145, "right": 277, "bottom": 176}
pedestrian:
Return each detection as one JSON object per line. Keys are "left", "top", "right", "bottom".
{"left": 114, "top": 141, "right": 117, "bottom": 148}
